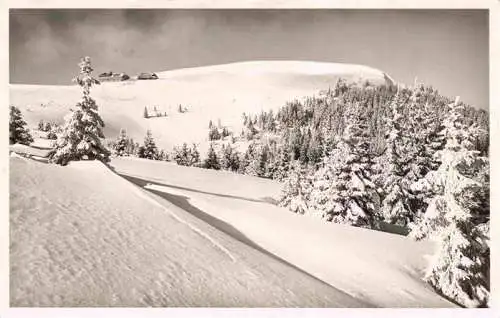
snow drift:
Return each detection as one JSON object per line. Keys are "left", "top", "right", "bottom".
{"left": 109, "top": 157, "right": 455, "bottom": 308}
{"left": 10, "top": 156, "right": 367, "bottom": 307}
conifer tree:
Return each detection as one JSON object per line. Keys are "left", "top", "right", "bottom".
{"left": 289, "top": 126, "right": 303, "bottom": 160}
{"left": 222, "top": 127, "right": 230, "bottom": 138}
{"left": 309, "top": 103, "right": 379, "bottom": 228}
{"left": 126, "top": 138, "right": 136, "bottom": 155}
{"left": 143, "top": 107, "right": 149, "bottom": 119}
{"left": 244, "top": 142, "right": 266, "bottom": 176}
{"left": 279, "top": 162, "right": 312, "bottom": 215}
{"left": 47, "top": 123, "right": 60, "bottom": 140}
{"left": 377, "top": 89, "right": 415, "bottom": 226}
{"left": 229, "top": 147, "right": 241, "bottom": 172}
{"left": 209, "top": 125, "right": 221, "bottom": 141}
{"left": 174, "top": 143, "right": 191, "bottom": 166}
{"left": 114, "top": 128, "right": 129, "bottom": 156}
{"left": 38, "top": 119, "right": 45, "bottom": 131}
{"left": 245, "top": 122, "right": 258, "bottom": 140}
{"left": 273, "top": 147, "right": 292, "bottom": 181}
{"left": 9, "top": 105, "right": 33, "bottom": 145}
{"left": 204, "top": 143, "right": 220, "bottom": 170}
{"left": 410, "top": 98, "right": 489, "bottom": 307}
{"left": 44, "top": 121, "right": 52, "bottom": 132}
{"left": 299, "top": 129, "right": 311, "bottom": 164}
{"left": 190, "top": 143, "right": 200, "bottom": 166}
{"left": 308, "top": 130, "right": 324, "bottom": 165}
{"left": 138, "top": 130, "right": 158, "bottom": 160}
{"left": 220, "top": 144, "right": 232, "bottom": 171}
{"left": 51, "top": 57, "right": 110, "bottom": 165}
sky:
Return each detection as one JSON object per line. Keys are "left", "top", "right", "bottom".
{"left": 10, "top": 9, "right": 488, "bottom": 110}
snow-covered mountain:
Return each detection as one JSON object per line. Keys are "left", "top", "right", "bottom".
{"left": 9, "top": 61, "right": 394, "bottom": 153}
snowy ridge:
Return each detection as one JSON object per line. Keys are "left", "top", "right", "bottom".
{"left": 157, "top": 60, "right": 391, "bottom": 79}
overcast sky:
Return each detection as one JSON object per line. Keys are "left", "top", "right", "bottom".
{"left": 10, "top": 9, "right": 488, "bottom": 110}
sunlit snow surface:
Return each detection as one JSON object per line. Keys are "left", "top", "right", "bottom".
{"left": 8, "top": 155, "right": 454, "bottom": 307}
{"left": 10, "top": 157, "right": 366, "bottom": 307}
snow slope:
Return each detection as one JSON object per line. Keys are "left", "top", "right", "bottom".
{"left": 9, "top": 61, "right": 393, "bottom": 153}
{"left": 109, "top": 157, "right": 456, "bottom": 308}
{"left": 10, "top": 156, "right": 367, "bottom": 307}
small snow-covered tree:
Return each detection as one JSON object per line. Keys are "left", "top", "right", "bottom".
{"left": 222, "top": 127, "right": 230, "bottom": 139}
{"left": 47, "top": 123, "right": 60, "bottom": 140}
{"left": 208, "top": 125, "right": 221, "bottom": 141}
{"left": 138, "top": 130, "right": 158, "bottom": 160}
{"left": 279, "top": 162, "right": 312, "bottom": 215}
{"left": 204, "top": 143, "right": 220, "bottom": 170}
{"left": 220, "top": 144, "right": 233, "bottom": 171}
{"left": 44, "top": 121, "right": 52, "bottom": 132}
{"left": 190, "top": 143, "right": 201, "bottom": 166}
{"left": 51, "top": 56, "right": 110, "bottom": 165}
{"left": 114, "top": 128, "right": 129, "bottom": 156}
{"left": 38, "top": 119, "right": 45, "bottom": 131}
{"left": 173, "top": 143, "right": 191, "bottom": 166}
{"left": 126, "top": 138, "right": 137, "bottom": 155}
{"left": 9, "top": 105, "right": 33, "bottom": 145}
{"left": 410, "top": 97, "right": 489, "bottom": 308}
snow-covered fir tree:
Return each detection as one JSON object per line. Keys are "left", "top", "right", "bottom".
{"left": 307, "top": 130, "right": 324, "bottom": 166}
{"left": 409, "top": 97, "right": 489, "bottom": 308}
{"left": 204, "top": 143, "right": 220, "bottom": 170}
{"left": 47, "top": 123, "right": 60, "bottom": 140}
{"left": 244, "top": 142, "right": 271, "bottom": 177}
{"left": 126, "top": 138, "right": 138, "bottom": 156}
{"left": 38, "top": 119, "right": 45, "bottom": 131}
{"left": 278, "top": 162, "right": 312, "bottom": 215}
{"left": 9, "top": 105, "right": 33, "bottom": 145}
{"left": 220, "top": 143, "right": 240, "bottom": 171}
{"left": 114, "top": 128, "right": 129, "bottom": 156}
{"left": 137, "top": 130, "right": 158, "bottom": 160}
{"left": 208, "top": 125, "right": 221, "bottom": 141}
{"left": 375, "top": 88, "right": 415, "bottom": 226}
{"left": 173, "top": 143, "right": 191, "bottom": 166}
{"left": 272, "top": 146, "right": 292, "bottom": 181}
{"left": 158, "top": 149, "right": 169, "bottom": 161}
{"left": 309, "top": 103, "right": 379, "bottom": 228}
{"left": 190, "top": 143, "right": 201, "bottom": 166}
{"left": 51, "top": 56, "right": 110, "bottom": 165}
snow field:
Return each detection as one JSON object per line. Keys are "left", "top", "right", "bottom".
{"left": 10, "top": 156, "right": 367, "bottom": 307}
{"left": 109, "top": 157, "right": 455, "bottom": 307}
